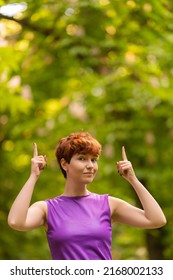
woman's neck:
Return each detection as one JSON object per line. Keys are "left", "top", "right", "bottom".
{"left": 62, "top": 181, "right": 90, "bottom": 197}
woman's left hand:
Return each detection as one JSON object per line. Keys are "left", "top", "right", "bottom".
{"left": 116, "top": 146, "right": 136, "bottom": 183}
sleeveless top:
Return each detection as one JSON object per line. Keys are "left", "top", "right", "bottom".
{"left": 45, "top": 193, "right": 112, "bottom": 260}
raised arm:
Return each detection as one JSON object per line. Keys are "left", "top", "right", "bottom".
{"left": 8, "top": 143, "right": 47, "bottom": 231}
{"left": 109, "top": 146, "right": 166, "bottom": 229}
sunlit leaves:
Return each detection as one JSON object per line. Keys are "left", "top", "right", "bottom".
{"left": 1, "top": 0, "right": 173, "bottom": 260}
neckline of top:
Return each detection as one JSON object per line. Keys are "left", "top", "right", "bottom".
{"left": 59, "top": 193, "right": 93, "bottom": 199}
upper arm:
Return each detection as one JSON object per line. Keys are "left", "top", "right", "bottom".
{"left": 108, "top": 196, "right": 153, "bottom": 228}
{"left": 22, "top": 201, "right": 47, "bottom": 231}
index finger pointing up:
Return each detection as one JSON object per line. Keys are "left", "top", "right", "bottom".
{"left": 122, "top": 146, "right": 128, "bottom": 161}
{"left": 33, "top": 142, "right": 38, "bottom": 157}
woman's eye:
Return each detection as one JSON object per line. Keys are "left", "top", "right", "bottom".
{"left": 79, "top": 157, "right": 85, "bottom": 161}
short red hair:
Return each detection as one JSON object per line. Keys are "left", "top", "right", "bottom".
{"left": 55, "top": 132, "right": 102, "bottom": 178}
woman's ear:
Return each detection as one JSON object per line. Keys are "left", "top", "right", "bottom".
{"left": 60, "top": 158, "right": 68, "bottom": 172}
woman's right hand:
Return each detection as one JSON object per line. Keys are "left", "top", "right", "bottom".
{"left": 31, "top": 143, "right": 47, "bottom": 176}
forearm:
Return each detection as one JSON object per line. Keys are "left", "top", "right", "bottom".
{"left": 129, "top": 176, "right": 166, "bottom": 226}
{"left": 8, "top": 174, "right": 39, "bottom": 228}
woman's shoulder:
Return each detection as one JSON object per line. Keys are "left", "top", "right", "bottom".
{"left": 31, "top": 200, "right": 48, "bottom": 212}
{"left": 108, "top": 195, "right": 125, "bottom": 206}
{"left": 90, "top": 192, "right": 109, "bottom": 198}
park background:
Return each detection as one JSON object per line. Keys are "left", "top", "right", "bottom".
{"left": 0, "top": 0, "right": 173, "bottom": 260}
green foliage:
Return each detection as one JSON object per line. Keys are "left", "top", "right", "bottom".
{"left": 1, "top": 0, "right": 173, "bottom": 259}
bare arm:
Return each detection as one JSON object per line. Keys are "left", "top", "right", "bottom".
{"left": 8, "top": 143, "right": 47, "bottom": 231}
{"left": 110, "top": 147, "right": 166, "bottom": 229}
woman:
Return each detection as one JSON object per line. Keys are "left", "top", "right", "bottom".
{"left": 8, "top": 132, "right": 166, "bottom": 260}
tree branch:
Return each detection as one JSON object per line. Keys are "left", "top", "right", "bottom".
{"left": 0, "top": 13, "right": 55, "bottom": 37}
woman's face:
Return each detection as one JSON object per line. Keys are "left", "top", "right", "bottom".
{"left": 64, "top": 153, "right": 99, "bottom": 184}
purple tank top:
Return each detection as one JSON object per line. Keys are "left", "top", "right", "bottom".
{"left": 45, "top": 193, "right": 112, "bottom": 260}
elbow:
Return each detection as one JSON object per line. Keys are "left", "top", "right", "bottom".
{"left": 159, "top": 216, "right": 167, "bottom": 227}
{"left": 8, "top": 216, "right": 23, "bottom": 231}
{"left": 8, "top": 217, "right": 17, "bottom": 229}
{"left": 153, "top": 216, "right": 167, "bottom": 229}
{"left": 158, "top": 214, "right": 167, "bottom": 228}
{"left": 8, "top": 215, "right": 30, "bottom": 231}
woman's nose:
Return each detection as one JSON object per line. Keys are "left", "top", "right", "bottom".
{"left": 86, "top": 160, "right": 94, "bottom": 168}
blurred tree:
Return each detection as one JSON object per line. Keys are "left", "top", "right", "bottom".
{"left": 0, "top": 0, "right": 173, "bottom": 259}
